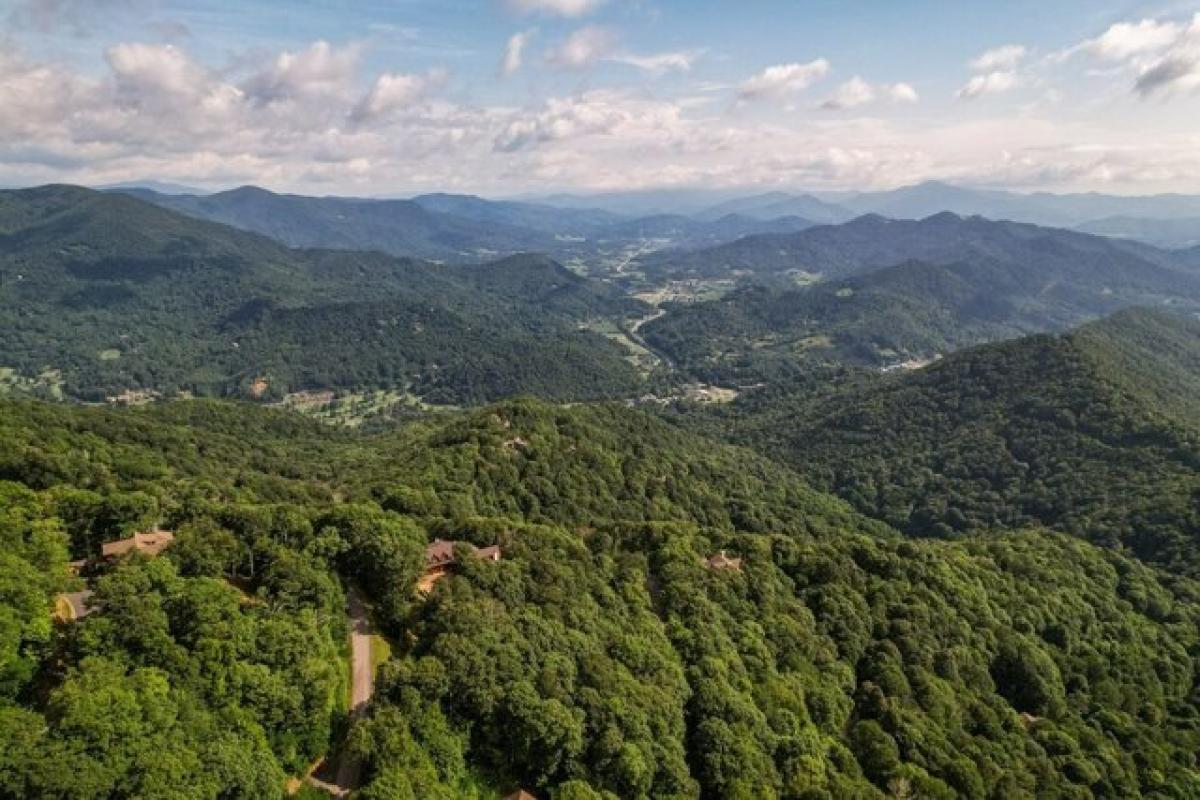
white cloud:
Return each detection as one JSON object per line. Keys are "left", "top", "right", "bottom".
{"left": 500, "top": 28, "right": 537, "bottom": 77}
{"left": 889, "top": 82, "right": 919, "bottom": 103}
{"left": 1061, "top": 14, "right": 1200, "bottom": 98}
{"left": 957, "top": 70, "right": 1020, "bottom": 99}
{"left": 4, "top": 31, "right": 1200, "bottom": 197}
{"left": 107, "top": 43, "right": 208, "bottom": 100}
{"left": 970, "top": 44, "right": 1027, "bottom": 71}
{"left": 505, "top": 0, "right": 604, "bottom": 18}
{"left": 612, "top": 50, "right": 699, "bottom": 74}
{"left": 545, "top": 25, "right": 616, "bottom": 69}
{"left": 494, "top": 90, "right": 682, "bottom": 151}
{"left": 241, "top": 40, "right": 361, "bottom": 106}
{"left": 821, "top": 77, "right": 919, "bottom": 110}
{"left": 1133, "top": 14, "right": 1200, "bottom": 97}
{"left": 1077, "top": 18, "right": 1182, "bottom": 62}
{"left": 352, "top": 69, "right": 448, "bottom": 123}
{"left": 738, "top": 59, "right": 830, "bottom": 101}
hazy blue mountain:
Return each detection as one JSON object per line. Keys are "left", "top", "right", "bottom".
{"left": 1075, "top": 215, "right": 1200, "bottom": 249}
{"left": 410, "top": 192, "right": 624, "bottom": 234}
{"left": 97, "top": 180, "right": 210, "bottom": 195}
{"left": 643, "top": 211, "right": 1187, "bottom": 281}
{"left": 529, "top": 188, "right": 752, "bottom": 216}
{"left": 116, "top": 185, "right": 557, "bottom": 261}
{"left": 834, "top": 181, "right": 1200, "bottom": 226}
{"left": 694, "top": 191, "right": 854, "bottom": 224}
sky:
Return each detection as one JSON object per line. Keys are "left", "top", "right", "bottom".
{"left": 1, "top": 0, "right": 1199, "bottom": 197}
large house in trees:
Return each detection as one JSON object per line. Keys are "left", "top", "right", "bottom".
{"left": 418, "top": 539, "right": 501, "bottom": 593}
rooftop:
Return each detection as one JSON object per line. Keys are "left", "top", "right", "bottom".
{"left": 101, "top": 529, "right": 175, "bottom": 559}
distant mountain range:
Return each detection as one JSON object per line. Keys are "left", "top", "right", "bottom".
{"left": 114, "top": 186, "right": 820, "bottom": 263}
{"left": 640, "top": 211, "right": 1187, "bottom": 280}
{"left": 531, "top": 180, "right": 1200, "bottom": 247}
{"left": 117, "top": 185, "right": 557, "bottom": 262}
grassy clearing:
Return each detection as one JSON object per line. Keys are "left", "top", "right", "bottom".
{"left": 273, "top": 389, "right": 458, "bottom": 427}
{"left": 0, "top": 367, "right": 65, "bottom": 400}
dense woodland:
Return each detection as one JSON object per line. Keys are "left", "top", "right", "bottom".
{"left": 678, "top": 308, "right": 1200, "bottom": 575}
{"left": 2, "top": 393, "right": 1200, "bottom": 798}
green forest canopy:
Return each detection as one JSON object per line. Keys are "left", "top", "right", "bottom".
{"left": 3, "top": 392, "right": 1200, "bottom": 797}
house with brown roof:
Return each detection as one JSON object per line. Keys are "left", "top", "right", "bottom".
{"left": 503, "top": 791, "right": 538, "bottom": 800}
{"left": 418, "top": 539, "right": 501, "bottom": 593}
{"left": 101, "top": 529, "right": 175, "bottom": 560}
{"left": 703, "top": 550, "right": 743, "bottom": 572}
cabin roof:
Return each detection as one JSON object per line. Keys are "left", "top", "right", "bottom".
{"left": 101, "top": 529, "right": 175, "bottom": 558}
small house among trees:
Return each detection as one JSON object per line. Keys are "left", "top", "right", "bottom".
{"left": 418, "top": 538, "right": 501, "bottom": 593}
{"left": 101, "top": 529, "right": 175, "bottom": 560}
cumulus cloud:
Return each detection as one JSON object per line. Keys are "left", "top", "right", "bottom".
{"left": 970, "top": 44, "right": 1027, "bottom": 71}
{"left": 1062, "top": 14, "right": 1200, "bottom": 98}
{"left": 4, "top": 30, "right": 1200, "bottom": 197}
{"left": 1075, "top": 18, "right": 1183, "bottom": 62}
{"left": 957, "top": 70, "right": 1020, "bottom": 99}
{"left": 241, "top": 40, "right": 361, "bottom": 107}
{"left": 505, "top": 0, "right": 604, "bottom": 18}
{"left": 738, "top": 59, "right": 830, "bottom": 101}
{"left": 351, "top": 69, "right": 448, "bottom": 123}
{"left": 494, "top": 90, "right": 682, "bottom": 151}
{"left": 821, "top": 77, "right": 918, "bottom": 110}
{"left": 1132, "top": 15, "right": 1200, "bottom": 97}
{"left": 500, "top": 28, "right": 537, "bottom": 77}
{"left": 545, "top": 25, "right": 616, "bottom": 69}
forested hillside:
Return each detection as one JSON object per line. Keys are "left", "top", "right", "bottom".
{"left": 641, "top": 211, "right": 1188, "bottom": 282}
{"left": 3, "top": 396, "right": 1200, "bottom": 797}
{"left": 685, "top": 308, "right": 1200, "bottom": 575}
{"left": 641, "top": 215, "right": 1200, "bottom": 383}
{"left": 120, "top": 186, "right": 557, "bottom": 262}
{"left": 0, "top": 186, "right": 645, "bottom": 404}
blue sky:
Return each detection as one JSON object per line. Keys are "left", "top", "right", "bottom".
{"left": 2, "top": 0, "right": 1199, "bottom": 195}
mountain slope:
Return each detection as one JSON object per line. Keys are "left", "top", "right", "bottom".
{"left": 833, "top": 180, "right": 1200, "bottom": 226}
{"left": 0, "top": 185, "right": 644, "bottom": 403}
{"left": 696, "top": 308, "right": 1200, "bottom": 574}
{"left": 1075, "top": 215, "right": 1200, "bottom": 249}
{"left": 5, "top": 395, "right": 1200, "bottom": 797}
{"left": 694, "top": 191, "right": 853, "bottom": 224}
{"left": 411, "top": 192, "right": 624, "bottom": 234}
{"left": 121, "top": 185, "right": 556, "bottom": 261}
{"left": 643, "top": 211, "right": 1188, "bottom": 281}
